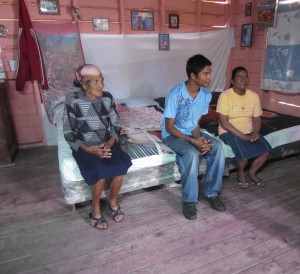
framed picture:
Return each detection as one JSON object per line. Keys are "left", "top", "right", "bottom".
{"left": 241, "top": 24, "right": 253, "bottom": 47}
{"left": 131, "top": 10, "right": 154, "bottom": 31}
{"left": 169, "top": 14, "right": 179, "bottom": 29}
{"left": 159, "top": 34, "right": 170, "bottom": 51}
{"left": 93, "top": 18, "right": 109, "bottom": 31}
{"left": 257, "top": 0, "right": 278, "bottom": 28}
{"left": 38, "top": 0, "right": 60, "bottom": 15}
{"left": 0, "top": 24, "right": 8, "bottom": 37}
{"left": 245, "top": 3, "right": 252, "bottom": 17}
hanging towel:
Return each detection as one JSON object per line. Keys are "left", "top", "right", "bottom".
{"left": 16, "top": 0, "right": 48, "bottom": 91}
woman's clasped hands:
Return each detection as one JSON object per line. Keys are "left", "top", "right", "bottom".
{"left": 88, "top": 144, "right": 112, "bottom": 158}
{"left": 245, "top": 132, "right": 259, "bottom": 143}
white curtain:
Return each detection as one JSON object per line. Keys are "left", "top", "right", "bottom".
{"left": 261, "top": 5, "right": 300, "bottom": 94}
{"left": 81, "top": 28, "right": 234, "bottom": 99}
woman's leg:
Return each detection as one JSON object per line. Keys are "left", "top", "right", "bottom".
{"left": 237, "top": 160, "right": 248, "bottom": 185}
{"left": 91, "top": 179, "right": 108, "bottom": 229}
{"left": 248, "top": 152, "right": 270, "bottom": 182}
{"left": 109, "top": 175, "right": 124, "bottom": 222}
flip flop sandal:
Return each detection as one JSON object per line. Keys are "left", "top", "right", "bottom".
{"left": 246, "top": 174, "right": 266, "bottom": 187}
{"left": 109, "top": 205, "right": 124, "bottom": 222}
{"left": 236, "top": 176, "right": 249, "bottom": 189}
{"left": 89, "top": 213, "right": 109, "bottom": 230}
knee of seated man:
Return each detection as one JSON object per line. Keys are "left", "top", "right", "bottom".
{"left": 210, "top": 138, "right": 224, "bottom": 154}
{"left": 184, "top": 147, "right": 201, "bottom": 159}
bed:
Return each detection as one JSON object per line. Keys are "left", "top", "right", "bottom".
{"left": 55, "top": 98, "right": 184, "bottom": 209}
{"left": 55, "top": 94, "right": 300, "bottom": 209}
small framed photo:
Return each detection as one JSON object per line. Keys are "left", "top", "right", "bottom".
{"left": 169, "top": 14, "right": 179, "bottom": 29}
{"left": 38, "top": 0, "right": 60, "bottom": 15}
{"left": 245, "top": 3, "right": 252, "bottom": 17}
{"left": 159, "top": 34, "right": 170, "bottom": 51}
{"left": 257, "top": 0, "right": 278, "bottom": 28}
{"left": 93, "top": 18, "right": 109, "bottom": 31}
{"left": 131, "top": 10, "right": 154, "bottom": 31}
{"left": 241, "top": 24, "right": 253, "bottom": 47}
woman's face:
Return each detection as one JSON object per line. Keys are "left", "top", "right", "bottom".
{"left": 232, "top": 70, "right": 249, "bottom": 90}
{"left": 82, "top": 74, "right": 104, "bottom": 99}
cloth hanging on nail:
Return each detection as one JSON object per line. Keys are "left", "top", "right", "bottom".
{"left": 16, "top": 0, "right": 49, "bottom": 91}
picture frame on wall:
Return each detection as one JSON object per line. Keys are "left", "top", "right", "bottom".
{"left": 159, "top": 34, "right": 170, "bottom": 51}
{"left": 241, "top": 24, "right": 253, "bottom": 47}
{"left": 257, "top": 0, "right": 278, "bottom": 28}
{"left": 169, "top": 14, "right": 179, "bottom": 29}
{"left": 245, "top": 3, "right": 252, "bottom": 17}
{"left": 38, "top": 0, "right": 60, "bottom": 15}
{"left": 93, "top": 18, "right": 110, "bottom": 31}
{"left": 131, "top": 10, "right": 154, "bottom": 31}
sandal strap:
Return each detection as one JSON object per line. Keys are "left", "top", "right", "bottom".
{"left": 112, "top": 209, "right": 124, "bottom": 220}
{"left": 89, "top": 213, "right": 108, "bottom": 229}
{"left": 108, "top": 204, "right": 124, "bottom": 222}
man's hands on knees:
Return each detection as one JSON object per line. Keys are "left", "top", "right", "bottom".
{"left": 193, "top": 135, "right": 212, "bottom": 154}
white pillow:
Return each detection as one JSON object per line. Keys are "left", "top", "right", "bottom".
{"left": 115, "top": 97, "right": 159, "bottom": 108}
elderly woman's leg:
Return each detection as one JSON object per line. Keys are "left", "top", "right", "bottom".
{"left": 90, "top": 179, "right": 108, "bottom": 229}
{"left": 109, "top": 175, "right": 124, "bottom": 222}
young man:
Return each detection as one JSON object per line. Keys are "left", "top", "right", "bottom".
{"left": 162, "top": 54, "right": 226, "bottom": 220}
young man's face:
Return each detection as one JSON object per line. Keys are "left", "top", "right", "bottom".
{"left": 194, "top": 65, "right": 212, "bottom": 88}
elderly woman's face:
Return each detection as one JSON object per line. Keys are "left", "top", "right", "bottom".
{"left": 232, "top": 70, "right": 249, "bottom": 90}
{"left": 82, "top": 73, "right": 104, "bottom": 99}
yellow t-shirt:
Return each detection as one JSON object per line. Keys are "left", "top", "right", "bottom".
{"left": 216, "top": 88, "right": 262, "bottom": 135}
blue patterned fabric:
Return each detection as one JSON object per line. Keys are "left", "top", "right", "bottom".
{"left": 261, "top": 4, "right": 300, "bottom": 93}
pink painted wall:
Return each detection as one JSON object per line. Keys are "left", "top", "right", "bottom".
{"left": 0, "top": 0, "right": 298, "bottom": 147}
{"left": 228, "top": 0, "right": 300, "bottom": 117}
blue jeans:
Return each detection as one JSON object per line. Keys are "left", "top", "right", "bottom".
{"left": 164, "top": 132, "right": 225, "bottom": 203}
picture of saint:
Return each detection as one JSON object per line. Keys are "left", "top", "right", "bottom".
{"left": 159, "top": 34, "right": 170, "bottom": 50}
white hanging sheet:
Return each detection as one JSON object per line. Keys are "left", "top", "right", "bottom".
{"left": 80, "top": 28, "right": 234, "bottom": 99}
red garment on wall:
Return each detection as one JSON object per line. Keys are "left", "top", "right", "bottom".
{"left": 16, "top": 0, "right": 48, "bottom": 91}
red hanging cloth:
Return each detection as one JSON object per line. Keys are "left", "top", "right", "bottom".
{"left": 16, "top": 0, "right": 49, "bottom": 91}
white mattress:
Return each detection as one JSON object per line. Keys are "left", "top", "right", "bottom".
{"left": 54, "top": 108, "right": 176, "bottom": 182}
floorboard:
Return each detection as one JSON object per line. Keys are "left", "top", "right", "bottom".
{"left": 0, "top": 146, "right": 299, "bottom": 274}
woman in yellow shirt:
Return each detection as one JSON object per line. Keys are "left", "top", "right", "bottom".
{"left": 216, "top": 66, "right": 272, "bottom": 188}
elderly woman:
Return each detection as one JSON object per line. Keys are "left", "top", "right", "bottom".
{"left": 216, "top": 66, "right": 272, "bottom": 188}
{"left": 63, "top": 64, "right": 132, "bottom": 229}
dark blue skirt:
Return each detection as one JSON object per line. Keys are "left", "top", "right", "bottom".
{"left": 220, "top": 132, "right": 272, "bottom": 161}
{"left": 72, "top": 143, "right": 132, "bottom": 185}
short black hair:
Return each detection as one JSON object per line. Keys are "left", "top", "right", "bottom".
{"left": 186, "top": 54, "right": 212, "bottom": 78}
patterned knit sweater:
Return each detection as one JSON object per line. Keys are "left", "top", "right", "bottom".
{"left": 63, "top": 90, "right": 121, "bottom": 151}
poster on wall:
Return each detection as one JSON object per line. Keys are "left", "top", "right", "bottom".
{"left": 131, "top": 10, "right": 154, "bottom": 31}
{"left": 241, "top": 24, "right": 253, "bottom": 47}
{"left": 257, "top": 0, "right": 278, "bottom": 28}
{"left": 159, "top": 34, "right": 170, "bottom": 50}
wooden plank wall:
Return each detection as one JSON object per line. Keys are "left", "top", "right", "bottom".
{"left": 0, "top": 0, "right": 227, "bottom": 147}
{"left": 0, "top": 0, "right": 298, "bottom": 147}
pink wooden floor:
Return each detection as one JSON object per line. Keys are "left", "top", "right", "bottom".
{"left": 0, "top": 146, "right": 299, "bottom": 274}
